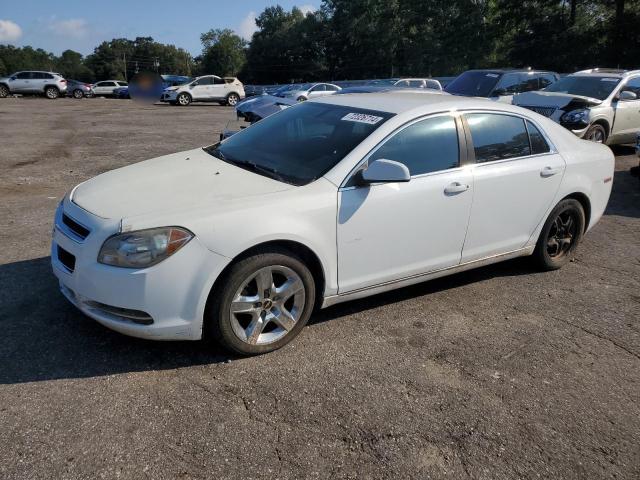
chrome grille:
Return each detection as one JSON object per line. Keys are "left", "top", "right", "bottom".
{"left": 520, "top": 105, "right": 557, "bottom": 118}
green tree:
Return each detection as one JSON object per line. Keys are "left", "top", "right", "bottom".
{"left": 198, "top": 29, "right": 247, "bottom": 76}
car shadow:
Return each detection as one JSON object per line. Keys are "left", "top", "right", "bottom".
{"left": 0, "top": 255, "right": 536, "bottom": 385}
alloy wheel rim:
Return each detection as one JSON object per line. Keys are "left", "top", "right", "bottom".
{"left": 228, "top": 95, "right": 238, "bottom": 105}
{"left": 74, "top": 90, "right": 82, "bottom": 98}
{"left": 547, "top": 210, "right": 578, "bottom": 258}
{"left": 588, "top": 129, "right": 604, "bottom": 143}
{"left": 47, "top": 89, "right": 56, "bottom": 98}
{"left": 229, "top": 265, "right": 305, "bottom": 346}
{"left": 179, "top": 94, "right": 189, "bottom": 105}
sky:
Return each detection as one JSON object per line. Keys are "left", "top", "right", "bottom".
{"left": 0, "top": 0, "right": 318, "bottom": 56}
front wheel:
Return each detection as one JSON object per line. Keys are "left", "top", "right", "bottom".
{"left": 176, "top": 92, "right": 191, "bottom": 106}
{"left": 45, "top": 87, "right": 59, "bottom": 99}
{"left": 72, "top": 89, "right": 84, "bottom": 99}
{"left": 226, "top": 93, "right": 240, "bottom": 106}
{"left": 0, "top": 85, "right": 9, "bottom": 98}
{"left": 207, "top": 249, "right": 316, "bottom": 355}
{"left": 533, "top": 199, "right": 585, "bottom": 271}
{"left": 584, "top": 124, "right": 606, "bottom": 143}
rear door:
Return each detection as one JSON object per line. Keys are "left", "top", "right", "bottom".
{"left": 612, "top": 77, "right": 640, "bottom": 143}
{"left": 307, "top": 84, "right": 327, "bottom": 98}
{"left": 461, "top": 112, "right": 565, "bottom": 262}
{"left": 210, "top": 76, "right": 227, "bottom": 99}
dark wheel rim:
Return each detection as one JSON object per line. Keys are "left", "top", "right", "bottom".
{"left": 587, "top": 127, "right": 605, "bottom": 143}
{"left": 546, "top": 209, "right": 579, "bottom": 259}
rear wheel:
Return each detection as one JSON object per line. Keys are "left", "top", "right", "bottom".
{"left": 226, "top": 92, "right": 240, "bottom": 106}
{"left": 206, "top": 249, "right": 316, "bottom": 355}
{"left": 585, "top": 124, "right": 606, "bottom": 143}
{"left": 177, "top": 92, "right": 191, "bottom": 106}
{"left": 533, "top": 199, "right": 585, "bottom": 270}
{"left": 72, "top": 89, "right": 84, "bottom": 99}
{"left": 45, "top": 86, "right": 59, "bottom": 99}
{"left": 0, "top": 84, "right": 9, "bottom": 98}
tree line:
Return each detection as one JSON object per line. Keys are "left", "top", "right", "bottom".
{"left": 1, "top": 0, "right": 639, "bottom": 84}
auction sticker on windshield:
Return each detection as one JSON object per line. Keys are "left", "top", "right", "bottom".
{"left": 342, "top": 113, "right": 384, "bottom": 125}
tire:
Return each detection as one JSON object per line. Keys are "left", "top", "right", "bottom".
{"left": 206, "top": 248, "right": 316, "bottom": 355}
{"left": 72, "top": 89, "right": 84, "bottom": 99}
{"left": 533, "top": 199, "right": 585, "bottom": 271}
{"left": 297, "top": 96, "right": 307, "bottom": 102}
{"left": 176, "top": 92, "right": 191, "bottom": 106}
{"left": 584, "top": 124, "right": 607, "bottom": 143}
{"left": 45, "top": 86, "right": 59, "bottom": 99}
{"left": 226, "top": 93, "right": 240, "bottom": 106}
{"left": 0, "top": 84, "right": 9, "bottom": 98}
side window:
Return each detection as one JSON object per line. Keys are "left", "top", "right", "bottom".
{"left": 197, "top": 77, "right": 213, "bottom": 86}
{"left": 465, "top": 113, "right": 531, "bottom": 162}
{"left": 526, "top": 120, "right": 551, "bottom": 155}
{"left": 326, "top": 84, "right": 339, "bottom": 91}
{"left": 117, "top": 81, "right": 128, "bottom": 86}
{"left": 622, "top": 77, "right": 640, "bottom": 97}
{"left": 370, "top": 115, "right": 459, "bottom": 176}
{"left": 408, "top": 80, "right": 425, "bottom": 88}
{"left": 43, "top": 73, "right": 54, "bottom": 79}
{"left": 16, "top": 72, "right": 31, "bottom": 79}
{"left": 539, "top": 74, "right": 556, "bottom": 89}
{"left": 213, "top": 77, "right": 225, "bottom": 85}
{"left": 311, "top": 84, "right": 326, "bottom": 92}
{"left": 491, "top": 73, "right": 521, "bottom": 96}
{"left": 31, "top": 72, "right": 45, "bottom": 79}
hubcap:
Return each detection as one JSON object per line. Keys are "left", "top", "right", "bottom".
{"left": 547, "top": 210, "right": 578, "bottom": 258}
{"left": 179, "top": 95, "right": 189, "bottom": 105}
{"left": 230, "top": 265, "right": 305, "bottom": 346}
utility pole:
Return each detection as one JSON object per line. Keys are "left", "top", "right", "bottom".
{"left": 123, "top": 52, "right": 127, "bottom": 81}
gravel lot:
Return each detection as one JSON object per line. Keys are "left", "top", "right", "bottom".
{"left": 1, "top": 97, "right": 639, "bottom": 480}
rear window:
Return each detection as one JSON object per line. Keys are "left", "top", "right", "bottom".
{"left": 465, "top": 113, "right": 531, "bottom": 162}
{"left": 445, "top": 71, "right": 502, "bottom": 97}
{"left": 205, "top": 102, "right": 394, "bottom": 186}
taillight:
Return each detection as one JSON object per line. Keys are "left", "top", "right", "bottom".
{"left": 60, "top": 80, "right": 67, "bottom": 83}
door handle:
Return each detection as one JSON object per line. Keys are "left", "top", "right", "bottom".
{"left": 444, "top": 182, "right": 470, "bottom": 194}
{"left": 540, "top": 166, "right": 562, "bottom": 177}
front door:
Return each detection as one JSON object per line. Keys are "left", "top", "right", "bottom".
{"left": 461, "top": 112, "right": 565, "bottom": 262}
{"left": 611, "top": 77, "right": 640, "bottom": 144}
{"left": 337, "top": 114, "right": 473, "bottom": 292}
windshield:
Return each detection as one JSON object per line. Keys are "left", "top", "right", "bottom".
{"left": 445, "top": 71, "right": 502, "bottom": 97}
{"left": 544, "top": 76, "right": 620, "bottom": 100}
{"left": 204, "top": 102, "right": 393, "bottom": 186}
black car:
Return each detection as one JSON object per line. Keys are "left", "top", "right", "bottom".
{"left": 445, "top": 69, "right": 559, "bottom": 100}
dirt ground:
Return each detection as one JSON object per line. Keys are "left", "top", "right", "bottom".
{"left": 1, "top": 97, "right": 639, "bottom": 480}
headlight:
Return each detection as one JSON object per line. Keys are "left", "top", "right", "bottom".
{"left": 98, "top": 227, "right": 193, "bottom": 268}
{"left": 561, "top": 108, "right": 589, "bottom": 124}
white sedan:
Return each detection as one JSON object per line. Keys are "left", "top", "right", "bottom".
{"left": 52, "top": 92, "right": 614, "bottom": 355}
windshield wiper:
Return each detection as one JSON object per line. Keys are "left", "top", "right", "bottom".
{"left": 232, "top": 159, "right": 288, "bottom": 183}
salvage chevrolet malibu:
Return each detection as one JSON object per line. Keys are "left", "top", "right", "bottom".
{"left": 52, "top": 92, "right": 614, "bottom": 354}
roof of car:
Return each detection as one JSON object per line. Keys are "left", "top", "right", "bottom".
{"left": 313, "top": 90, "right": 514, "bottom": 114}
{"left": 572, "top": 68, "right": 640, "bottom": 77}
{"left": 464, "top": 68, "right": 556, "bottom": 74}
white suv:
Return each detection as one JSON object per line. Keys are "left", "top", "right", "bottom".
{"left": 161, "top": 75, "right": 245, "bottom": 106}
{"left": 0, "top": 71, "right": 68, "bottom": 99}
{"left": 514, "top": 68, "right": 640, "bottom": 145}
{"left": 92, "top": 80, "right": 128, "bottom": 96}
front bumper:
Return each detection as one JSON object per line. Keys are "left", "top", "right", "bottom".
{"left": 160, "top": 91, "right": 178, "bottom": 102}
{"left": 51, "top": 198, "right": 230, "bottom": 341}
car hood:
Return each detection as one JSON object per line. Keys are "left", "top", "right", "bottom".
{"left": 514, "top": 91, "right": 602, "bottom": 108}
{"left": 71, "top": 147, "right": 293, "bottom": 220}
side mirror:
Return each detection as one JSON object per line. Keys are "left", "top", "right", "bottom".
{"left": 361, "top": 159, "right": 410, "bottom": 184}
{"left": 619, "top": 90, "right": 637, "bottom": 101}
{"left": 10, "top": 76, "right": 16, "bottom": 81}
{"left": 190, "top": 83, "right": 197, "bottom": 88}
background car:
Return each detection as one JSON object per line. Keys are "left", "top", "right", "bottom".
{"left": 513, "top": 68, "right": 640, "bottom": 145}
{"left": 366, "top": 78, "right": 443, "bottom": 90}
{"left": 65, "top": 79, "right": 93, "bottom": 98}
{"left": 161, "top": 75, "right": 245, "bottom": 106}
{"left": 278, "top": 82, "right": 341, "bottom": 101}
{"left": 92, "top": 80, "right": 128, "bottom": 97}
{"left": 445, "top": 68, "right": 558, "bottom": 102}
{"left": 0, "top": 71, "right": 67, "bottom": 99}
